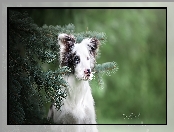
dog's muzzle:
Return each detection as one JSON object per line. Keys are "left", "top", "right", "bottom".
{"left": 84, "top": 69, "right": 91, "bottom": 76}
{"left": 84, "top": 69, "right": 92, "bottom": 80}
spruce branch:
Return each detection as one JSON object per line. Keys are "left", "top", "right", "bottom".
{"left": 93, "top": 62, "right": 119, "bottom": 88}
{"left": 94, "top": 62, "right": 118, "bottom": 73}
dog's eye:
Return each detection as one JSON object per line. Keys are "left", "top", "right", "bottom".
{"left": 74, "top": 56, "right": 80, "bottom": 64}
{"left": 87, "top": 57, "right": 89, "bottom": 60}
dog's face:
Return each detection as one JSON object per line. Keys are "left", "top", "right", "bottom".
{"left": 58, "top": 33, "right": 100, "bottom": 81}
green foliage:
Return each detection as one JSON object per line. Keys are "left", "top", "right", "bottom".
{"left": 8, "top": 10, "right": 117, "bottom": 124}
{"left": 8, "top": 10, "right": 74, "bottom": 124}
{"left": 9, "top": 10, "right": 67, "bottom": 124}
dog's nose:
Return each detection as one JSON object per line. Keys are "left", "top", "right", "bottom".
{"left": 87, "top": 69, "right": 91, "bottom": 74}
{"left": 84, "top": 69, "right": 91, "bottom": 75}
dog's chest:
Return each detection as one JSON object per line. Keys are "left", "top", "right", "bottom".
{"left": 63, "top": 86, "right": 94, "bottom": 123}
{"left": 56, "top": 75, "right": 95, "bottom": 124}
{"left": 62, "top": 101, "right": 93, "bottom": 124}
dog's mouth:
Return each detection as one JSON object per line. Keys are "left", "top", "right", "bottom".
{"left": 83, "top": 73, "right": 94, "bottom": 81}
{"left": 84, "top": 74, "right": 90, "bottom": 80}
{"left": 75, "top": 73, "right": 94, "bottom": 81}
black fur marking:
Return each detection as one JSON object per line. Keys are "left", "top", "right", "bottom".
{"left": 73, "top": 55, "right": 80, "bottom": 65}
{"left": 60, "top": 35, "right": 76, "bottom": 74}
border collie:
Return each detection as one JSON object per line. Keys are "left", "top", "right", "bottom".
{"left": 47, "top": 33, "right": 100, "bottom": 132}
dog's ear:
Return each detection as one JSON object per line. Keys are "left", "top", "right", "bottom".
{"left": 58, "top": 33, "right": 76, "bottom": 67}
{"left": 89, "top": 38, "right": 100, "bottom": 58}
{"left": 81, "top": 37, "right": 100, "bottom": 58}
{"left": 58, "top": 33, "right": 75, "bottom": 53}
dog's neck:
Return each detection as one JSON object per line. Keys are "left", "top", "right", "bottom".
{"left": 64, "top": 74, "right": 90, "bottom": 106}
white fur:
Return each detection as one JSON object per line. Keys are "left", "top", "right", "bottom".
{"left": 48, "top": 34, "right": 99, "bottom": 132}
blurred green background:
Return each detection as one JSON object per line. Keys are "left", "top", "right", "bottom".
{"left": 18, "top": 9, "right": 166, "bottom": 124}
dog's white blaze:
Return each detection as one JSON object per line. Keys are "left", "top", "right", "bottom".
{"left": 81, "top": 38, "right": 97, "bottom": 68}
{"left": 73, "top": 43, "right": 91, "bottom": 80}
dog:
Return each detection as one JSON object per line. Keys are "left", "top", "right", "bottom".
{"left": 47, "top": 33, "right": 100, "bottom": 132}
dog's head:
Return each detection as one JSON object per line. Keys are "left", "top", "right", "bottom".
{"left": 58, "top": 33, "right": 100, "bottom": 81}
